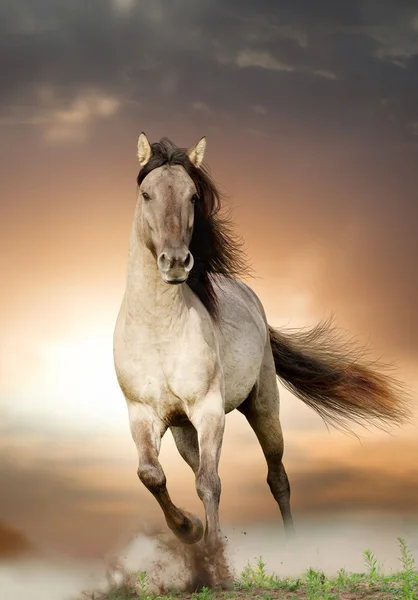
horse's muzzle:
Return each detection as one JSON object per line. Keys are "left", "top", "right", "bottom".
{"left": 157, "top": 248, "right": 194, "bottom": 284}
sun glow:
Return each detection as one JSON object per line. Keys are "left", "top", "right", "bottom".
{"left": 7, "top": 332, "right": 128, "bottom": 432}
{"left": 43, "top": 335, "right": 127, "bottom": 425}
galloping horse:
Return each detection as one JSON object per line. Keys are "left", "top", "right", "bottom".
{"left": 113, "top": 133, "right": 408, "bottom": 548}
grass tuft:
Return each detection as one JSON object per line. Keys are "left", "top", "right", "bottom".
{"left": 84, "top": 538, "right": 418, "bottom": 600}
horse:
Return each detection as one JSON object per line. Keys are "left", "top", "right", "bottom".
{"left": 113, "top": 133, "right": 409, "bottom": 549}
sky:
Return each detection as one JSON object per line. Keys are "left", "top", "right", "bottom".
{"left": 1, "top": 0, "right": 418, "bottom": 561}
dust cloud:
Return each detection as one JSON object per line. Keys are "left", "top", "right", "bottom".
{"left": 1, "top": 517, "right": 417, "bottom": 599}
{"left": 107, "top": 531, "right": 233, "bottom": 594}
{"left": 0, "top": 557, "right": 104, "bottom": 600}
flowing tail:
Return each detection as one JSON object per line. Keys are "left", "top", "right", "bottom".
{"left": 268, "top": 319, "right": 411, "bottom": 432}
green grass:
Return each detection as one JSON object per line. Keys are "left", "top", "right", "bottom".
{"left": 88, "top": 537, "right": 418, "bottom": 600}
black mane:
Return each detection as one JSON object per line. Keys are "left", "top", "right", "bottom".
{"left": 136, "top": 137, "right": 250, "bottom": 318}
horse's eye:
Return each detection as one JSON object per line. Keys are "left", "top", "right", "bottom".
{"left": 191, "top": 193, "right": 199, "bottom": 205}
{"left": 142, "top": 191, "right": 150, "bottom": 201}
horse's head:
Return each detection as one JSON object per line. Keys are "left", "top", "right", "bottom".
{"left": 135, "top": 133, "right": 206, "bottom": 284}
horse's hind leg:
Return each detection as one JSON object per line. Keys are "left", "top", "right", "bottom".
{"left": 171, "top": 422, "right": 200, "bottom": 475}
{"left": 128, "top": 402, "right": 203, "bottom": 544}
{"left": 238, "top": 358, "right": 294, "bottom": 536}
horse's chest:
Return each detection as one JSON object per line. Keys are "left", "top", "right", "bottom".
{"left": 116, "top": 350, "right": 167, "bottom": 403}
{"left": 114, "top": 330, "right": 216, "bottom": 409}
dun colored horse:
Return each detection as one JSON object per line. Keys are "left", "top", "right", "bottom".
{"left": 113, "top": 133, "right": 408, "bottom": 548}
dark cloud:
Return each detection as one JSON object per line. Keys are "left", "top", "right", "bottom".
{"left": 0, "top": 522, "right": 33, "bottom": 558}
{"left": 0, "top": 450, "right": 139, "bottom": 559}
{"left": 291, "top": 464, "right": 418, "bottom": 515}
{"left": 0, "top": 0, "right": 417, "bottom": 140}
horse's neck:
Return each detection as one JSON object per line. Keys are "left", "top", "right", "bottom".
{"left": 124, "top": 227, "right": 187, "bottom": 332}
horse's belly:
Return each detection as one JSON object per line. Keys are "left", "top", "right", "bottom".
{"left": 222, "top": 353, "right": 263, "bottom": 412}
{"left": 214, "top": 279, "right": 268, "bottom": 413}
{"left": 219, "top": 320, "right": 267, "bottom": 413}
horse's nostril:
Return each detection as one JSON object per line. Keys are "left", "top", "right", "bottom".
{"left": 157, "top": 252, "right": 171, "bottom": 272}
{"left": 184, "top": 253, "right": 191, "bottom": 268}
{"left": 183, "top": 252, "right": 194, "bottom": 272}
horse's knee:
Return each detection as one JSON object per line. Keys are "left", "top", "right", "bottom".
{"left": 196, "top": 470, "right": 221, "bottom": 503}
{"left": 137, "top": 462, "right": 166, "bottom": 493}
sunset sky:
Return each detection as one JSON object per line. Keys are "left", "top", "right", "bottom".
{"left": 1, "top": 0, "right": 418, "bottom": 561}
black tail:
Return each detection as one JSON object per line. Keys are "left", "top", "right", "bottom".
{"left": 268, "top": 319, "right": 411, "bottom": 432}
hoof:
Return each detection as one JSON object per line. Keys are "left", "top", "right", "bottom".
{"left": 171, "top": 511, "right": 204, "bottom": 544}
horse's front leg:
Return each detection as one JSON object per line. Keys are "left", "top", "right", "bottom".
{"left": 127, "top": 401, "right": 203, "bottom": 544}
{"left": 190, "top": 388, "right": 225, "bottom": 547}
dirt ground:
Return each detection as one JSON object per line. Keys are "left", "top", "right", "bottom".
{"left": 167, "top": 589, "right": 402, "bottom": 600}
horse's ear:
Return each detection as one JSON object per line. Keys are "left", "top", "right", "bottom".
{"left": 187, "top": 136, "right": 206, "bottom": 168}
{"left": 137, "top": 132, "right": 152, "bottom": 166}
